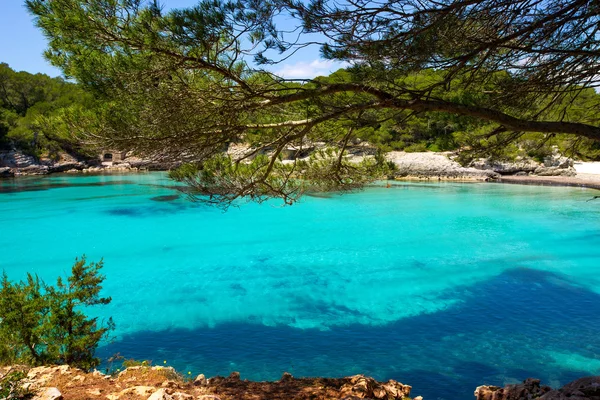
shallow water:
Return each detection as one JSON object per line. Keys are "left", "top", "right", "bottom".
{"left": 1, "top": 173, "right": 600, "bottom": 400}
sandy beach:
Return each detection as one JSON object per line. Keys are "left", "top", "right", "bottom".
{"left": 499, "top": 161, "right": 600, "bottom": 190}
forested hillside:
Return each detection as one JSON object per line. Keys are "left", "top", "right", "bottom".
{"left": 0, "top": 63, "right": 94, "bottom": 159}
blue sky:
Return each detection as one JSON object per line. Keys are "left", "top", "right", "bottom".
{"left": 0, "top": 0, "right": 344, "bottom": 79}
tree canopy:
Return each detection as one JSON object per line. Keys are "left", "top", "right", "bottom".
{"left": 26, "top": 0, "right": 600, "bottom": 205}
{"left": 0, "top": 63, "right": 94, "bottom": 158}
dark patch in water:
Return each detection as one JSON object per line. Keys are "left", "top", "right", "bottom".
{"left": 230, "top": 283, "right": 248, "bottom": 295}
{"left": 72, "top": 193, "right": 140, "bottom": 201}
{"left": 0, "top": 180, "right": 136, "bottom": 194}
{"left": 150, "top": 194, "right": 180, "bottom": 202}
{"left": 105, "top": 203, "right": 190, "bottom": 217}
{"left": 107, "top": 208, "right": 146, "bottom": 217}
{"left": 139, "top": 184, "right": 195, "bottom": 195}
{"left": 99, "top": 268, "right": 600, "bottom": 400}
{"left": 272, "top": 280, "right": 291, "bottom": 289}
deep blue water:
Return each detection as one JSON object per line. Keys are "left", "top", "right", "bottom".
{"left": 1, "top": 173, "right": 600, "bottom": 400}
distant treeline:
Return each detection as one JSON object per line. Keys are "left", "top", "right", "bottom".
{"left": 314, "top": 69, "right": 600, "bottom": 163}
{"left": 2, "top": 62, "right": 599, "bottom": 162}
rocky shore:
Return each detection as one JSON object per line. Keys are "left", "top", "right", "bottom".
{"left": 385, "top": 151, "right": 600, "bottom": 192}
{"left": 2, "top": 148, "right": 600, "bottom": 193}
{"left": 1, "top": 365, "right": 415, "bottom": 400}
{"left": 3, "top": 365, "right": 600, "bottom": 400}
{"left": 0, "top": 150, "right": 175, "bottom": 177}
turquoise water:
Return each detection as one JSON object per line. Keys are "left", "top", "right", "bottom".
{"left": 1, "top": 173, "right": 600, "bottom": 399}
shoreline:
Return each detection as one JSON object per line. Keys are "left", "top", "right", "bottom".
{"left": 495, "top": 174, "right": 600, "bottom": 191}
{"left": 5, "top": 364, "right": 600, "bottom": 400}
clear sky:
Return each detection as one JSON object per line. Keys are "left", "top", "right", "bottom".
{"left": 0, "top": 0, "right": 344, "bottom": 79}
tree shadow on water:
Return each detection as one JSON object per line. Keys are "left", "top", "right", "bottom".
{"left": 98, "top": 268, "right": 600, "bottom": 400}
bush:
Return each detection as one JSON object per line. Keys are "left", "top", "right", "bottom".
{"left": 0, "top": 257, "right": 114, "bottom": 370}
{"left": 0, "top": 369, "right": 32, "bottom": 399}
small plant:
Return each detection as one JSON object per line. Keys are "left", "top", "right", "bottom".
{"left": 122, "top": 359, "right": 152, "bottom": 368}
{"left": 0, "top": 369, "right": 32, "bottom": 399}
{"left": 106, "top": 353, "right": 124, "bottom": 374}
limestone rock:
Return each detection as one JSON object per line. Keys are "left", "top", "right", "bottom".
{"left": 534, "top": 165, "right": 577, "bottom": 176}
{"left": 118, "top": 385, "right": 156, "bottom": 397}
{"left": 539, "top": 376, "right": 600, "bottom": 400}
{"left": 387, "top": 151, "right": 498, "bottom": 180}
{"left": 148, "top": 388, "right": 171, "bottom": 400}
{"left": 470, "top": 157, "right": 539, "bottom": 175}
{"left": 147, "top": 388, "right": 194, "bottom": 400}
{"left": 340, "top": 375, "right": 412, "bottom": 400}
{"left": 470, "top": 153, "right": 576, "bottom": 177}
{"left": 0, "top": 151, "right": 37, "bottom": 168}
{"left": 32, "top": 387, "right": 63, "bottom": 400}
{"left": 87, "top": 388, "right": 102, "bottom": 396}
{"left": 0, "top": 166, "right": 12, "bottom": 176}
{"left": 280, "top": 372, "right": 293, "bottom": 382}
{"left": 193, "top": 374, "right": 208, "bottom": 386}
{"left": 475, "top": 378, "right": 552, "bottom": 400}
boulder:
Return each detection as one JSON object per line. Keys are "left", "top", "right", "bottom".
{"left": 340, "top": 375, "right": 412, "bottom": 399}
{"left": 539, "top": 376, "right": 600, "bottom": 400}
{"left": 470, "top": 157, "right": 540, "bottom": 175}
{"left": 193, "top": 374, "right": 208, "bottom": 386}
{"left": 387, "top": 151, "right": 498, "bottom": 179}
{"left": 117, "top": 385, "right": 156, "bottom": 397}
{"left": 474, "top": 378, "right": 552, "bottom": 400}
{"left": 534, "top": 166, "right": 577, "bottom": 176}
{"left": 470, "top": 153, "right": 576, "bottom": 177}
{"left": 0, "top": 166, "right": 13, "bottom": 177}
{"left": 280, "top": 372, "right": 293, "bottom": 382}
{"left": 48, "top": 162, "right": 85, "bottom": 173}
{"left": 32, "top": 387, "right": 63, "bottom": 400}
{"left": 147, "top": 388, "right": 194, "bottom": 400}
{"left": 0, "top": 151, "right": 37, "bottom": 168}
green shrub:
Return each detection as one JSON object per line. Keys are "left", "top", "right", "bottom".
{"left": 0, "top": 256, "right": 114, "bottom": 370}
{"left": 0, "top": 370, "right": 32, "bottom": 399}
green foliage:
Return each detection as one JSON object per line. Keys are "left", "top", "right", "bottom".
{"left": 122, "top": 359, "right": 152, "bottom": 368}
{"left": 0, "top": 257, "right": 113, "bottom": 370}
{"left": 21, "top": 0, "right": 600, "bottom": 205}
{"left": 0, "top": 63, "right": 95, "bottom": 156}
{"left": 0, "top": 370, "right": 32, "bottom": 399}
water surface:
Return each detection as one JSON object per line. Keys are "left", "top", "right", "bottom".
{"left": 1, "top": 173, "right": 599, "bottom": 400}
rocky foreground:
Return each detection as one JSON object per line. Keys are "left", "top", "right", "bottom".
{"left": 3, "top": 365, "right": 600, "bottom": 400}
{"left": 2, "top": 365, "right": 415, "bottom": 400}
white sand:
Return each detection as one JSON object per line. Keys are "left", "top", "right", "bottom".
{"left": 574, "top": 161, "right": 600, "bottom": 175}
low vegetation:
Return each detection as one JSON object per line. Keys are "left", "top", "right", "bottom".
{"left": 0, "top": 256, "right": 114, "bottom": 370}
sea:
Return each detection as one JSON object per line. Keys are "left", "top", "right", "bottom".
{"left": 1, "top": 172, "right": 599, "bottom": 400}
